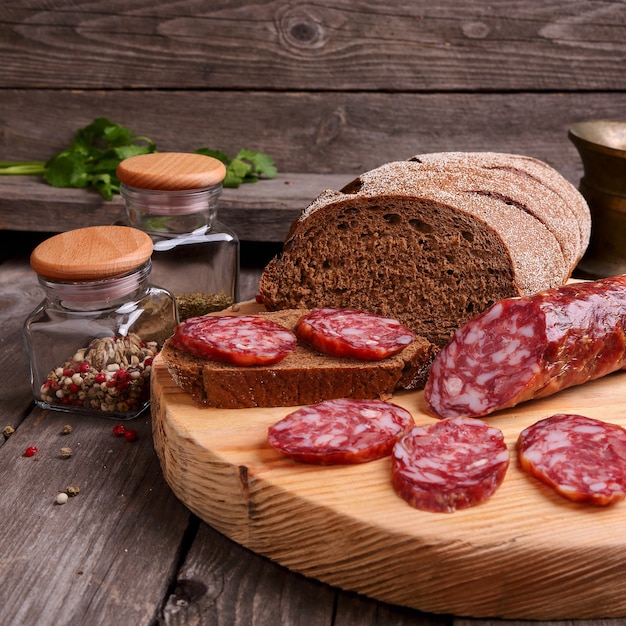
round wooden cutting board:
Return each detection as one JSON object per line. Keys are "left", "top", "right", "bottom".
{"left": 151, "top": 302, "right": 626, "bottom": 620}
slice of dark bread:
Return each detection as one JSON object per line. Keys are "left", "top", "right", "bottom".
{"left": 160, "top": 309, "right": 438, "bottom": 408}
{"left": 258, "top": 154, "right": 590, "bottom": 347}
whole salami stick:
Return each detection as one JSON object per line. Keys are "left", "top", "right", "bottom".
{"left": 425, "top": 275, "right": 626, "bottom": 418}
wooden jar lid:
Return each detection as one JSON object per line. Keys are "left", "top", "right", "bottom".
{"left": 116, "top": 152, "right": 226, "bottom": 190}
{"left": 30, "top": 225, "right": 154, "bottom": 281}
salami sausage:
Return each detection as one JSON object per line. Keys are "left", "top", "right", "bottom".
{"left": 170, "top": 315, "right": 297, "bottom": 366}
{"left": 268, "top": 398, "right": 414, "bottom": 464}
{"left": 425, "top": 276, "right": 626, "bottom": 418}
{"left": 295, "top": 308, "right": 416, "bottom": 361}
{"left": 391, "top": 417, "right": 509, "bottom": 513}
{"left": 518, "top": 413, "right": 626, "bottom": 506}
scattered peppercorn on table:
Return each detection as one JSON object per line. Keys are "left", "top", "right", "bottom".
{"left": 0, "top": 233, "right": 624, "bottom": 626}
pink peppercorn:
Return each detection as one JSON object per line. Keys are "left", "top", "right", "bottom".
{"left": 124, "top": 429, "right": 138, "bottom": 442}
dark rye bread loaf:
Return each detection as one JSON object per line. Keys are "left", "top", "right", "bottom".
{"left": 258, "top": 153, "right": 590, "bottom": 347}
{"left": 160, "top": 309, "right": 438, "bottom": 408}
{"left": 408, "top": 151, "right": 591, "bottom": 268}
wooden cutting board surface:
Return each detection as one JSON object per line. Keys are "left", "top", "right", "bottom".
{"left": 151, "top": 302, "right": 626, "bottom": 620}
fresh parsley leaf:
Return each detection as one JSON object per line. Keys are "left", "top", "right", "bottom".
{"left": 236, "top": 149, "right": 278, "bottom": 179}
{"left": 194, "top": 147, "right": 277, "bottom": 188}
{"left": 39, "top": 118, "right": 157, "bottom": 198}
{"left": 44, "top": 152, "right": 90, "bottom": 189}
{"left": 1, "top": 117, "right": 277, "bottom": 198}
{"left": 194, "top": 148, "right": 230, "bottom": 164}
{"left": 91, "top": 172, "right": 119, "bottom": 201}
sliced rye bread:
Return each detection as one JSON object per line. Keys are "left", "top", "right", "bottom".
{"left": 160, "top": 309, "right": 439, "bottom": 408}
{"left": 258, "top": 154, "right": 590, "bottom": 347}
{"left": 407, "top": 151, "right": 591, "bottom": 266}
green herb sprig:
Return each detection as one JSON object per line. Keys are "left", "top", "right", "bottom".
{"left": 194, "top": 148, "right": 278, "bottom": 188}
{"left": 0, "top": 117, "right": 277, "bottom": 200}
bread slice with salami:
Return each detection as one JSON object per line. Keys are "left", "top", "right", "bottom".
{"left": 160, "top": 308, "right": 438, "bottom": 409}
{"left": 258, "top": 152, "right": 590, "bottom": 347}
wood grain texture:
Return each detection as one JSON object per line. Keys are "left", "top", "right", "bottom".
{"left": 2, "top": 89, "right": 625, "bottom": 176}
{"left": 151, "top": 302, "right": 626, "bottom": 620}
{"left": 0, "top": 257, "right": 189, "bottom": 626}
{"left": 116, "top": 152, "right": 226, "bottom": 190}
{"left": 0, "top": 257, "right": 45, "bottom": 428}
{"left": 0, "top": 406, "right": 191, "bottom": 626}
{"left": 0, "top": 173, "right": 352, "bottom": 240}
{"left": 2, "top": 0, "right": 626, "bottom": 252}
{"left": 2, "top": 89, "right": 625, "bottom": 239}
{"left": 163, "top": 517, "right": 447, "bottom": 626}
{"left": 29, "top": 225, "right": 153, "bottom": 279}
{"left": 1, "top": 1, "right": 625, "bottom": 91}
{"left": 161, "top": 521, "right": 338, "bottom": 626}
{"left": 0, "top": 253, "right": 620, "bottom": 625}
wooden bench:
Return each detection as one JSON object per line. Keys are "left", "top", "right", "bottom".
{"left": 2, "top": 1, "right": 626, "bottom": 248}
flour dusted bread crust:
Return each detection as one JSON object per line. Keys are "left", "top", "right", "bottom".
{"left": 160, "top": 309, "right": 438, "bottom": 408}
{"left": 258, "top": 153, "right": 590, "bottom": 346}
{"left": 407, "top": 151, "right": 591, "bottom": 268}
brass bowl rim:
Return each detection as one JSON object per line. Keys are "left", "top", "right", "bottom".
{"left": 568, "top": 120, "right": 626, "bottom": 157}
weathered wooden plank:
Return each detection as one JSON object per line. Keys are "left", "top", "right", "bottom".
{"left": 454, "top": 620, "right": 626, "bottom": 626}
{"left": 0, "top": 404, "right": 191, "bottom": 625}
{"left": 334, "top": 592, "right": 449, "bottom": 625}
{"left": 160, "top": 521, "right": 338, "bottom": 626}
{"left": 1, "top": 0, "right": 625, "bottom": 91}
{"left": 3, "top": 89, "right": 623, "bottom": 177}
{"left": 0, "top": 253, "right": 192, "bottom": 625}
{"left": 0, "top": 256, "right": 45, "bottom": 429}
{"left": 161, "top": 519, "right": 446, "bottom": 626}
{"left": 0, "top": 173, "right": 352, "bottom": 240}
{"left": 4, "top": 90, "right": 625, "bottom": 240}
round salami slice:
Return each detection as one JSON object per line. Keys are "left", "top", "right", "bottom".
{"left": 268, "top": 398, "right": 415, "bottom": 464}
{"left": 518, "top": 413, "right": 626, "bottom": 506}
{"left": 294, "top": 308, "right": 416, "bottom": 361}
{"left": 170, "top": 315, "right": 297, "bottom": 366}
{"left": 391, "top": 417, "right": 510, "bottom": 513}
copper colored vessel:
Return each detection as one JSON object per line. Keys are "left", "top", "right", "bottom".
{"left": 569, "top": 120, "right": 626, "bottom": 278}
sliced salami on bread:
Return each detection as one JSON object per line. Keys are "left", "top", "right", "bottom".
{"left": 160, "top": 309, "right": 438, "bottom": 409}
{"left": 258, "top": 153, "right": 590, "bottom": 347}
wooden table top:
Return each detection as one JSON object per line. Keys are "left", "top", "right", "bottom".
{"left": 0, "top": 231, "right": 623, "bottom": 626}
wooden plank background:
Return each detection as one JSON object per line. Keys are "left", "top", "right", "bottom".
{"left": 1, "top": 1, "right": 626, "bottom": 242}
{"left": 3, "top": 1, "right": 626, "bottom": 92}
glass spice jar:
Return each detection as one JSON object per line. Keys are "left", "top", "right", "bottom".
{"left": 117, "top": 152, "right": 240, "bottom": 320}
{"left": 23, "top": 225, "right": 178, "bottom": 420}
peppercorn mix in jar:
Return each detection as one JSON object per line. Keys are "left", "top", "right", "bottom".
{"left": 23, "top": 225, "right": 178, "bottom": 419}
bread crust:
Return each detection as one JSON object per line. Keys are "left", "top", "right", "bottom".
{"left": 160, "top": 309, "right": 438, "bottom": 408}
{"left": 259, "top": 153, "right": 590, "bottom": 346}
{"left": 408, "top": 151, "right": 591, "bottom": 265}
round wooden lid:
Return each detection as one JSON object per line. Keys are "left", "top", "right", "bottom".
{"left": 116, "top": 152, "right": 226, "bottom": 190}
{"left": 30, "top": 225, "right": 154, "bottom": 281}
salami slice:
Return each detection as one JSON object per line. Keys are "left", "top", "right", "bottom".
{"left": 170, "top": 315, "right": 297, "bottom": 366}
{"left": 425, "top": 276, "right": 626, "bottom": 418}
{"left": 518, "top": 413, "right": 626, "bottom": 506}
{"left": 268, "top": 398, "right": 414, "bottom": 464}
{"left": 295, "top": 308, "right": 416, "bottom": 361}
{"left": 391, "top": 417, "right": 510, "bottom": 513}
